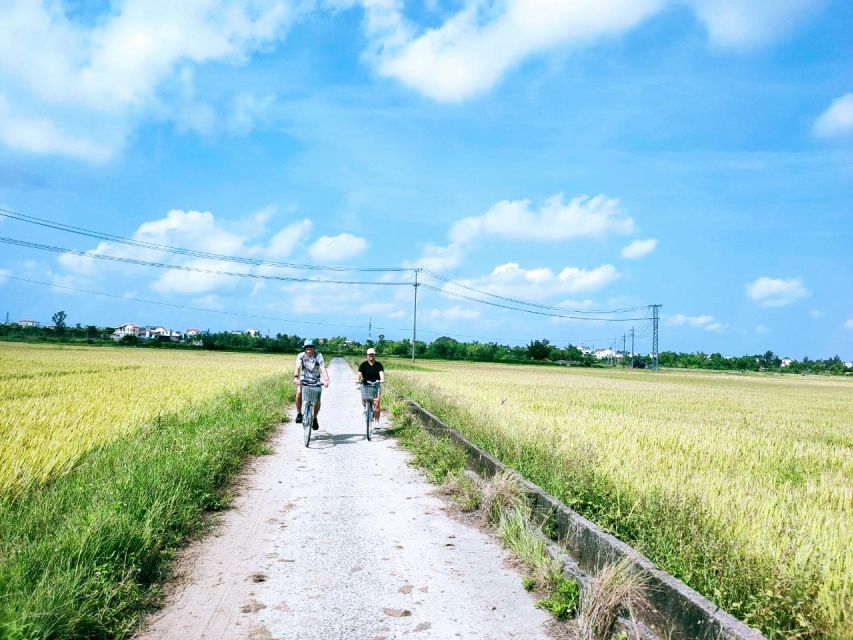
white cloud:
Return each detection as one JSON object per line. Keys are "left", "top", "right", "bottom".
{"left": 809, "top": 309, "right": 823, "bottom": 318}
{"left": 667, "top": 313, "right": 727, "bottom": 332}
{"left": 427, "top": 306, "right": 481, "bottom": 321}
{"left": 404, "top": 242, "right": 465, "bottom": 271}
{"left": 308, "top": 233, "right": 368, "bottom": 262}
{"left": 359, "top": 302, "right": 405, "bottom": 317}
{"left": 266, "top": 219, "right": 313, "bottom": 259}
{"left": 0, "top": 0, "right": 298, "bottom": 160}
{"left": 844, "top": 319, "right": 853, "bottom": 331}
{"left": 745, "top": 276, "right": 810, "bottom": 307}
{"left": 621, "top": 238, "right": 658, "bottom": 260}
{"left": 360, "top": 0, "right": 821, "bottom": 102}
{"left": 448, "top": 261, "right": 621, "bottom": 301}
{"left": 686, "top": 0, "right": 824, "bottom": 50}
{"left": 813, "top": 93, "right": 853, "bottom": 138}
{"left": 755, "top": 324, "right": 769, "bottom": 334}
{"left": 0, "top": 96, "right": 114, "bottom": 163}
{"left": 450, "top": 194, "right": 634, "bottom": 244}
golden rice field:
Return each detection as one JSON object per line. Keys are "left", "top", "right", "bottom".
{"left": 389, "top": 361, "right": 853, "bottom": 639}
{"left": 0, "top": 342, "right": 289, "bottom": 494}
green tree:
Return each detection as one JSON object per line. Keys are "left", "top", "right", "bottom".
{"left": 52, "top": 310, "right": 67, "bottom": 337}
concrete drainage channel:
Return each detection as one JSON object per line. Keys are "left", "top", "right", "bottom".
{"left": 404, "top": 399, "right": 766, "bottom": 640}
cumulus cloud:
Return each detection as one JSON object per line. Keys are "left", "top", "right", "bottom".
{"left": 667, "top": 313, "right": 726, "bottom": 332}
{"left": 450, "top": 194, "right": 634, "bottom": 244}
{"left": 360, "top": 0, "right": 822, "bottom": 102}
{"left": 745, "top": 276, "right": 810, "bottom": 307}
{"left": 844, "top": 319, "right": 853, "bottom": 331}
{"left": 621, "top": 238, "right": 657, "bottom": 260}
{"left": 53, "top": 208, "right": 335, "bottom": 295}
{"left": 686, "top": 0, "right": 823, "bottom": 50}
{"left": 813, "top": 93, "right": 853, "bottom": 138}
{"left": 0, "top": 0, "right": 298, "bottom": 160}
{"left": 446, "top": 261, "right": 621, "bottom": 301}
{"left": 404, "top": 242, "right": 465, "bottom": 271}
{"left": 266, "top": 219, "right": 313, "bottom": 259}
{"left": 308, "top": 233, "right": 368, "bottom": 262}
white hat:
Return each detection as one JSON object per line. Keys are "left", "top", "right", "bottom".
{"left": 366, "top": 347, "right": 376, "bottom": 355}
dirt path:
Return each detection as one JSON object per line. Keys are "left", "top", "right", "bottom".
{"left": 137, "top": 357, "right": 553, "bottom": 640}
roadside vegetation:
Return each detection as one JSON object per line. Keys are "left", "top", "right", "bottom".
{"left": 387, "top": 401, "right": 650, "bottom": 637}
{"left": 0, "top": 343, "right": 294, "bottom": 639}
{"left": 387, "top": 360, "right": 853, "bottom": 639}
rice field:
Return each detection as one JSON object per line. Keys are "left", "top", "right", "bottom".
{"left": 0, "top": 342, "right": 290, "bottom": 494}
{"left": 388, "top": 360, "right": 853, "bottom": 639}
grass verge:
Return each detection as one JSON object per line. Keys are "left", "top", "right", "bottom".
{"left": 0, "top": 375, "right": 292, "bottom": 640}
{"left": 386, "top": 402, "right": 584, "bottom": 626}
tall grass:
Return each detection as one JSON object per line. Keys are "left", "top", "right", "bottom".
{"left": 0, "top": 375, "right": 292, "bottom": 639}
{"left": 388, "top": 361, "right": 853, "bottom": 639}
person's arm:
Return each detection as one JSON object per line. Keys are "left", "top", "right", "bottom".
{"left": 356, "top": 362, "right": 364, "bottom": 383}
{"left": 293, "top": 354, "right": 302, "bottom": 384}
{"left": 320, "top": 354, "right": 330, "bottom": 387}
{"left": 378, "top": 363, "right": 385, "bottom": 384}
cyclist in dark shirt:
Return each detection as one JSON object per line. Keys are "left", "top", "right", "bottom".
{"left": 357, "top": 347, "right": 385, "bottom": 422}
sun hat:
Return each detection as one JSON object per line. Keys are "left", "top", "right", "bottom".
{"left": 366, "top": 347, "right": 376, "bottom": 355}
{"left": 303, "top": 339, "right": 315, "bottom": 348}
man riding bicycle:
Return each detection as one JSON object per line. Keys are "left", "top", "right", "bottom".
{"left": 356, "top": 347, "right": 384, "bottom": 422}
{"left": 294, "top": 339, "right": 330, "bottom": 430}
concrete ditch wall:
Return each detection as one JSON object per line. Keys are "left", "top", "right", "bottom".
{"left": 406, "top": 399, "right": 765, "bottom": 640}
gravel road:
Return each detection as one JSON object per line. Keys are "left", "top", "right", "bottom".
{"left": 136, "top": 357, "right": 553, "bottom": 640}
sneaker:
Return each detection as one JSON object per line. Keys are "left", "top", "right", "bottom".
{"left": 295, "top": 413, "right": 303, "bottom": 424}
{"left": 312, "top": 418, "right": 319, "bottom": 431}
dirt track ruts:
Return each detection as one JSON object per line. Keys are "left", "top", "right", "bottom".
{"left": 136, "top": 357, "right": 552, "bottom": 640}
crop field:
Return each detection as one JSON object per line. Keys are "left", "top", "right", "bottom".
{"left": 0, "top": 342, "right": 288, "bottom": 494}
{"left": 0, "top": 342, "right": 293, "bottom": 638}
{"left": 388, "top": 360, "right": 853, "bottom": 639}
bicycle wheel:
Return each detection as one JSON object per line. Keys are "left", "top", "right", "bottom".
{"left": 303, "top": 402, "right": 313, "bottom": 447}
{"left": 365, "top": 401, "right": 372, "bottom": 441}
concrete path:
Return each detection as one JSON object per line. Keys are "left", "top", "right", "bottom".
{"left": 137, "top": 357, "right": 553, "bottom": 640}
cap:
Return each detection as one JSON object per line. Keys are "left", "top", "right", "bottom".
{"left": 303, "top": 339, "right": 315, "bottom": 347}
{"left": 366, "top": 348, "right": 376, "bottom": 355}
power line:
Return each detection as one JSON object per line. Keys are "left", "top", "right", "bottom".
{"left": 0, "top": 273, "right": 624, "bottom": 347}
{"left": 0, "top": 236, "right": 412, "bottom": 287}
{"left": 419, "top": 283, "right": 648, "bottom": 322}
{"left": 0, "top": 207, "right": 412, "bottom": 274}
{"left": 420, "top": 268, "right": 645, "bottom": 314}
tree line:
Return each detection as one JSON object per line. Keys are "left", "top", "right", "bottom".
{"left": 1, "top": 314, "right": 850, "bottom": 375}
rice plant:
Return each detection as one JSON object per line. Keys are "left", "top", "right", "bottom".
{"left": 388, "top": 360, "right": 853, "bottom": 639}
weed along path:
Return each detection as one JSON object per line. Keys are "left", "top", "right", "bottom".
{"left": 137, "top": 357, "right": 553, "bottom": 640}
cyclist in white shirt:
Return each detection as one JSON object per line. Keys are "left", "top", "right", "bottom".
{"left": 293, "top": 339, "right": 330, "bottom": 430}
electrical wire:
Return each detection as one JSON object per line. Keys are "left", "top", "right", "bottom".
{"left": 0, "top": 207, "right": 412, "bottom": 273}
{"left": 420, "top": 268, "right": 645, "bottom": 314}
{"left": 0, "top": 236, "right": 412, "bottom": 286}
{"left": 418, "top": 283, "right": 648, "bottom": 322}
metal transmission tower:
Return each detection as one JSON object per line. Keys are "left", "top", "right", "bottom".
{"left": 649, "top": 304, "right": 662, "bottom": 369}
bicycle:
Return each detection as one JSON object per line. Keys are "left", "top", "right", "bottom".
{"left": 300, "top": 384, "right": 322, "bottom": 447}
{"left": 359, "top": 381, "right": 382, "bottom": 441}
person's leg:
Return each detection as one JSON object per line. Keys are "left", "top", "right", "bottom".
{"left": 314, "top": 401, "right": 321, "bottom": 417}
{"left": 295, "top": 386, "right": 302, "bottom": 420}
{"left": 373, "top": 395, "right": 381, "bottom": 421}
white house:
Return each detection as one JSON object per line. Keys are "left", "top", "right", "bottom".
{"left": 594, "top": 348, "right": 616, "bottom": 360}
{"left": 247, "top": 328, "right": 260, "bottom": 337}
{"left": 18, "top": 319, "right": 39, "bottom": 327}
{"left": 185, "top": 328, "right": 201, "bottom": 337}
{"left": 111, "top": 323, "right": 139, "bottom": 340}
{"left": 781, "top": 357, "right": 794, "bottom": 368}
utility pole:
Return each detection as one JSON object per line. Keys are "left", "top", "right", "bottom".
{"left": 630, "top": 327, "right": 635, "bottom": 368}
{"left": 411, "top": 269, "right": 420, "bottom": 363}
{"left": 368, "top": 316, "right": 372, "bottom": 341}
{"left": 649, "top": 304, "right": 661, "bottom": 370}
{"left": 622, "top": 334, "right": 627, "bottom": 366}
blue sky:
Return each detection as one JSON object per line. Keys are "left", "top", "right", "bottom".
{"left": 0, "top": 0, "right": 851, "bottom": 358}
